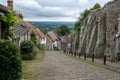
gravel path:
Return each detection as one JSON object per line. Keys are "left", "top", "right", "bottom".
{"left": 32, "top": 51, "right": 120, "bottom": 80}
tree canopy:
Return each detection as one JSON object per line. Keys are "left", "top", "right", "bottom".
{"left": 55, "top": 24, "right": 70, "bottom": 36}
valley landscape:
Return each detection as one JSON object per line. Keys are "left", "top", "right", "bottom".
{"left": 32, "top": 21, "right": 75, "bottom": 30}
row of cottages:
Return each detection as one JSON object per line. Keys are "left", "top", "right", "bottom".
{"left": 34, "top": 28, "right": 61, "bottom": 50}
{"left": 0, "top": 0, "right": 63, "bottom": 49}
{"left": 35, "top": 28, "right": 58, "bottom": 50}
{"left": 9, "top": 0, "right": 32, "bottom": 46}
{"left": 15, "top": 20, "right": 39, "bottom": 46}
{"left": 46, "top": 31, "right": 61, "bottom": 50}
{"left": 0, "top": 0, "right": 36, "bottom": 46}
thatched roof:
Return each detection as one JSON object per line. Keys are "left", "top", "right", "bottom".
{"left": 47, "top": 31, "right": 58, "bottom": 41}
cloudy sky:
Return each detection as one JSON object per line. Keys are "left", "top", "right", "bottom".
{"left": 0, "top": 0, "right": 111, "bottom": 22}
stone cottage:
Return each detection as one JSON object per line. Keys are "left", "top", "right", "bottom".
{"left": 46, "top": 31, "right": 60, "bottom": 50}
{"left": 14, "top": 23, "right": 30, "bottom": 46}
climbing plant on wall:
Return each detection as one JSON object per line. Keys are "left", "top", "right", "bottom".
{"left": 0, "top": 8, "right": 18, "bottom": 40}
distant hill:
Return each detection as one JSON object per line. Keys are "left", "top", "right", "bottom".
{"left": 32, "top": 21, "right": 75, "bottom": 30}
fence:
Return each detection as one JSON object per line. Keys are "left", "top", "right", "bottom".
{"left": 63, "top": 50, "right": 107, "bottom": 65}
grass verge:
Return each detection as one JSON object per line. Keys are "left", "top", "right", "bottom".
{"left": 68, "top": 55, "right": 120, "bottom": 73}
{"left": 69, "top": 55, "right": 104, "bottom": 67}
{"left": 22, "top": 48, "right": 45, "bottom": 79}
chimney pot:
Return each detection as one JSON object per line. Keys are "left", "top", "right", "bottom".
{"left": 7, "top": 0, "right": 13, "bottom": 8}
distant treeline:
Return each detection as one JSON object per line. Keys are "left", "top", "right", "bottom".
{"left": 32, "top": 21, "right": 75, "bottom": 30}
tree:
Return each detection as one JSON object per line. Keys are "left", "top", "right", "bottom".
{"left": 56, "top": 24, "right": 70, "bottom": 36}
{"left": 41, "top": 28, "right": 49, "bottom": 34}
{"left": 31, "top": 30, "right": 37, "bottom": 44}
{"left": 0, "top": 8, "right": 18, "bottom": 40}
{"left": 90, "top": 3, "right": 101, "bottom": 11}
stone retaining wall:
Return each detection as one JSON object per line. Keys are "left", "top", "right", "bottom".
{"left": 77, "top": 0, "right": 120, "bottom": 60}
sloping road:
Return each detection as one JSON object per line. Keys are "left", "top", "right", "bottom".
{"left": 32, "top": 51, "right": 120, "bottom": 80}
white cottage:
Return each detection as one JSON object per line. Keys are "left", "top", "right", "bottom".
{"left": 36, "top": 28, "right": 47, "bottom": 45}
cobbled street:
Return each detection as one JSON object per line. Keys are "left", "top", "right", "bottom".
{"left": 31, "top": 51, "right": 120, "bottom": 80}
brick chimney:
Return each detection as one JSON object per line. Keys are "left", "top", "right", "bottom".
{"left": 7, "top": 0, "right": 13, "bottom": 8}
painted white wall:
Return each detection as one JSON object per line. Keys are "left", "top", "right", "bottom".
{"left": 41, "top": 37, "right": 47, "bottom": 46}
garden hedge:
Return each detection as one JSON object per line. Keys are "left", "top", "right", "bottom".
{"left": 0, "top": 40, "right": 22, "bottom": 80}
{"left": 20, "top": 40, "right": 35, "bottom": 60}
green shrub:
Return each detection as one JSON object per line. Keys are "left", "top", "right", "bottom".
{"left": 0, "top": 40, "right": 22, "bottom": 80}
{"left": 20, "top": 40, "right": 35, "bottom": 60}
{"left": 37, "top": 43, "right": 45, "bottom": 51}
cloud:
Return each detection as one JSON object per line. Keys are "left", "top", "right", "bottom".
{"left": 14, "top": 0, "right": 42, "bottom": 11}
{"left": 36, "top": 0, "right": 78, "bottom": 8}
{"left": 0, "top": 0, "right": 111, "bottom": 21}
{"left": 78, "top": 0, "right": 89, "bottom": 5}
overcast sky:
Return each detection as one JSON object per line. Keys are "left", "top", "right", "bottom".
{"left": 0, "top": 0, "right": 111, "bottom": 22}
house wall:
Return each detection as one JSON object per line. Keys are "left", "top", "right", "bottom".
{"left": 27, "top": 31, "right": 31, "bottom": 40}
{"left": 18, "top": 36, "right": 24, "bottom": 46}
{"left": 24, "top": 33, "right": 28, "bottom": 40}
{"left": 18, "top": 33, "right": 30, "bottom": 46}
{"left": 46, "top": 42, "right": 53, "bottom": 50}
{"left": 41, "top": 38, "right": 47, "bottom": 45}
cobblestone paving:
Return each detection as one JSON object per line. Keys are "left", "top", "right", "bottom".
{"left": 32, "top": 51, "right": 120, "bottom": 80}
